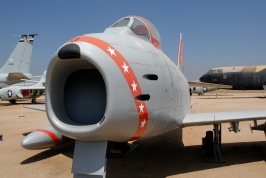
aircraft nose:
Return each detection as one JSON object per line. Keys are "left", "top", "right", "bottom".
{"left": 45, "top": 39, "right": 111, "bottom": 141}
{"left": 46, "top": 36, "right": 147, "bottom": 141}
{"left": 199, "top": 75, "right": 204, "bottom": 81}
{"left": 199, "top": 74, "right": 208, "bottom": 82}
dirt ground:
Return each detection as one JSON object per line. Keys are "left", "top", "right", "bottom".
{"left": 0, "top": 90, "right": 266, "bottom": 178}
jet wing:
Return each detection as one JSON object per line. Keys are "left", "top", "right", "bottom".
{"left": 20, "top": 79, "right": 39, "bottom": 83}
{"left": 188, "top": 81, "right": 232, "bottom": 89}
{"left": 20, "top": 87, "right": 45, "bottom": 90}
{"left": 182, "top": 110, "right": 266, "bottom": 127}
{"left": 7, "top": 72, "right": 30, "bottom": 80}
{"left": 24, "top": 104, "right": 46, "bottom": 111}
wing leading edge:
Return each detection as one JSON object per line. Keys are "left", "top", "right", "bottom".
{"left": 24, "top": 105, "right": 45, "bottom": 111}
{"left": 182, "top": 110, "right": 266, "bottom": 127}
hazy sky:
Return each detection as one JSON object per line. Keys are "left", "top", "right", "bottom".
{"left": 0, "top": 0, "right": 265, "bottom": 80}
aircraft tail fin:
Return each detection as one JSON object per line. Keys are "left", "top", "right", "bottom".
{"left": 177, "top": 33, "right": 183, "bottom": 73}
{"left": 34, "top": 70, "right": 46, "bottom": 87}
{"left": 0, "top": 34, "right": 37, "bottom": 73}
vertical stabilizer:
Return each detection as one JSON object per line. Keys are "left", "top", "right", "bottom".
{"left": 177, "top": 33, "right": 183, "bottom": 72}
{"left": 0, "top": 34, "right": 37, "bottom": 73}
{"left": 34, "top": 70, "right": 46, "bottom": 87}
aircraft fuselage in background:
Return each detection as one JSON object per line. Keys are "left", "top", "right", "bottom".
{"left": 0, "top": 70, "right": 46, "bottom": 104}
{"left": 200, "top": 66, "right": 266, "bottom": 90}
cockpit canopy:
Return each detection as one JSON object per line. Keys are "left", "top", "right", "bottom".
{"left": 207, "top": 68, "right": 222, "bottom": 74}
{"left": 110, "top": 16, "right": 161, "bottom": 49}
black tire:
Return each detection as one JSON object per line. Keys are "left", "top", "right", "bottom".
{"left": 205, "top": 131, "right": 214, "bottom": 158}
{"left": 9, "top": 100, "right": 16, "bottom": 104}
{"left": 32, "top": 98, "right": 37, "bottom": 104}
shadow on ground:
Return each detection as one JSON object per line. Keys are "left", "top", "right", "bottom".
{"left": 20, "top": 129, "right": 266, "bottom": 178}
{"left": 20, "top": 141, "right": 75, "bottom": 165}
{"left": 197, "top": 96, "right": 266, "bottom": 99}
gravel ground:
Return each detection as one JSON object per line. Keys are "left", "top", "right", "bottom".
{"left": 0, "top": 91, "right": 265, "bottom": 178}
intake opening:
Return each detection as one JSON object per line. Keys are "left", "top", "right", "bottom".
{"left": 64, "top": 69, "right": 106, "bottom": 125}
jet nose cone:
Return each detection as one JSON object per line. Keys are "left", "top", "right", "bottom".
{"left": 21, "top": 133, "right": 39, "bottom": 150}
{"left": 199, "top": 74, "right": 207, "bottom": 82}
{"left": 199, "top": 75, "right": 204, "bottom": 81}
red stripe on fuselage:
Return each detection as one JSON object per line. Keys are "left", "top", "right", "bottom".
{"left": 68, "top": 36, "right": 148, "bottom": 141}
{"left": 37, "top": 129, "right": 61, "bottom": 146}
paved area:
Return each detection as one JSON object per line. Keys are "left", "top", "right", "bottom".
{"left": 0, "top": 90, "right": 266, "bottom": 178}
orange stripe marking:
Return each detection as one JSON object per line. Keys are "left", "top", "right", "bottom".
{"left": 68, "top": 36, "right": 149, "bottom": 141}
{"left": 38, "top": 129, "right": 61, "bottom": 146}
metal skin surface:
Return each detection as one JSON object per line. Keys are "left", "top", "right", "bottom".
{"left": 46, "top": 25, "right": 191, "bottom": 142}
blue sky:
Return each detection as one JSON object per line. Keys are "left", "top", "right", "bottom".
{"left": 0, "top": 0, "right": 265, "bottom": 80}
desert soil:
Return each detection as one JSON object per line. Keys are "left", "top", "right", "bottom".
{"left": 0, "top": 90, "right": 266, "bottom": 178}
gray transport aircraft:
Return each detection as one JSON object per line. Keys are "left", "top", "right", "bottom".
{"left": 0, "top": 34, "right": 37, "bottom": 88}
{"left": 200, "top": 65, "right": 266, "bottom": 90}
{"left": 0, "top": 70, "right": 45, "bottom": 104}
{"left": 22, "top": 16, "right": 266, "bottom": 178}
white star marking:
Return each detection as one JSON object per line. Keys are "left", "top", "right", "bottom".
{"left": 7, "top": 90, "right": 12, "bottom": 97}
{"left": 140, "top": 119, "right": 146, "bottom": 128}
{"left": 122, "top": 62, "right": 129, "bottom": 73}
{"left": 131, "top": 81, "right": 137, "bottom": 92}
{"left": 139, "top": 103, "right": 144, "bottom": 113}
{"left": 107, "top": 46, "right": 116, "bottom": 56}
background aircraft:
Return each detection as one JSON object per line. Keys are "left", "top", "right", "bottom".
{"left": 22, "top": 16, "right": 266, "bottom": 178}
{"left": 190, "top": 86, "right": 216, "bottom": 96}
{"left": 200, "top": 65, "right": 266, "bottom": 90}
{"left": 176, "top": 33, "right": 225, "bottom": 95}
{"left": 0, "top": 34, "right": 37, "bottom": 88}
{"left": 0, "top": 70, "right": 45, "bottom": 104}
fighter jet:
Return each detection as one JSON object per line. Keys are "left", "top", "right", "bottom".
{"left": 0, "top": 34, "right": 37, "bottom": 88}
{"left": 199, "top": 65, "right": 266, "bottom": 90}
{"left": 0, "top": 70, "right": 45, "bottom": 104}
{"left": 22, "top": 16, "right": 266, "bottom": 178}
{"left": 190, "top": 85, "right": 216, "bottom": 96}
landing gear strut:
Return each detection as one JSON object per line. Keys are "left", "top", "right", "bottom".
{"left": 9, "top": 100, "right": 16, "bottom": 104}
{"left": 106, "top": 141, "right": 138, "bottom": 158}
{"left": 31, "top": 98, "right": 37, "bottom": 104}
{"left": 202, "top": 124, "right": 224, "bottom": 163}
